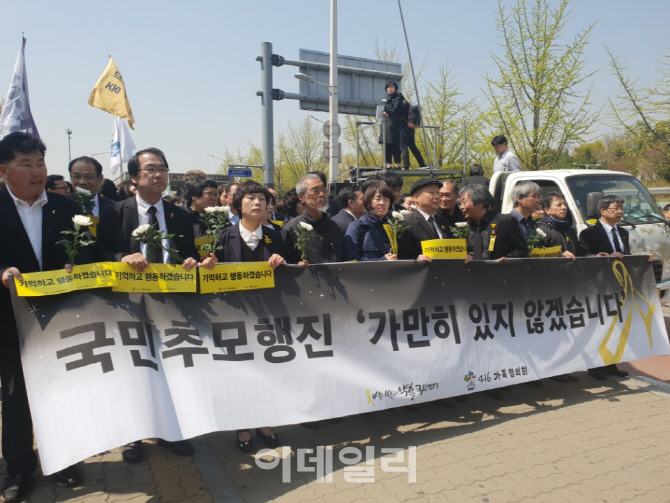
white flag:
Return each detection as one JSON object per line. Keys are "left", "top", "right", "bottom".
{"left": 110, "top": 116, "right": 136, "bottom": 175}
{"left": 0, "top": 37, "right": 39, "bottom": 139}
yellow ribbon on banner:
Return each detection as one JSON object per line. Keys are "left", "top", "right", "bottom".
{"left": 530, "top": 246, "right": 562, "bottom": 257}
{"left": 383, "top": 224, "right": 398, "bottom": 255}
{"left": 15, "top": 262, "right": 117, "bottom": 296}
{"left": 87, "top": 215, "right": 100, "bottom": 237}
{"left": 199, "top": 262, "right": 274, "bottom": 294}
{"left": 421, "top": 239, "right": 467, "bottom": 259}
{"left": 112, "top": 263, "right": 196, "bottom": 293}
{"left": 599, "top": 260, "right": 655, "bottom": 364}
{"left": 194, "top": 235, "right": 215, "bottom": 259}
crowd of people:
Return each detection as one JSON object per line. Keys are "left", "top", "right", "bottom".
{"left": 0, "top": 130, "right": 635, "bottom": 501}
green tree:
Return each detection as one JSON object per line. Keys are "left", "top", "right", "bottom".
{"left": 606, "top": 48, "right": 670, "bottom": 180}
{"left": 485, "top": 0, "right": 598, "bottom": 170}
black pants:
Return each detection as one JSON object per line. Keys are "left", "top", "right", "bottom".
{"left": 384, "top": 143, "right": 402, "bottom": 165}
{"left": 400, "top": 128, "right": 426, "bottom": 169}
{"left": 0, "top": 326, "right": 38, "bottom": 477}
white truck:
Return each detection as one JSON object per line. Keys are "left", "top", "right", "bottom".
{"left": 489, "top": 170, "right": 670, "bottom": 298}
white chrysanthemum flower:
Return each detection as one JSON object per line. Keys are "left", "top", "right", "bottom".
{"left": 455, "top": 221, "right": 468, "bottom": 228}
{"left": 536, "top": 228, "right": 547, "bottom": 238}
{"left": 75, "top": 186, "right": 92, "bottom": 196}
{"left": 222, "top": 206, "right": 231, "bottom": 213}
{"left": 204, "top": 206, "right": 223, "bottom": 214}
{"left": 132, "top": 224, "right": 151, "bottom": 237}
{"left": 400, "top": 209, "right": 411, "bottom": 216}
{"left": 391, "top": 211, "right": 404, "bottom": 221}
{"left": 299, "top": 222, "right": 314, "bottom": 232}
{"left": 72, "top": 215, "right": 92, "bottom": 227}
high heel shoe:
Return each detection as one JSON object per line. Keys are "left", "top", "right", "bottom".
{"left": 237, "top": 429, "right": 253, "bottom": 453}
{"left": 256, "top": 428, "right": 279, "bottom": 449}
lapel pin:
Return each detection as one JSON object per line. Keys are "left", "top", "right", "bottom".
{"left": 170, "top": 213, "right": 174, "bottom": 219}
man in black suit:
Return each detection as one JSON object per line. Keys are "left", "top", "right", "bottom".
{"left": 579, "top": 195, "right": 630, "bottom": 380}
{"left": 464, "top": 164, "right": 490, "bottom": 188}
{"left": 0, "top": 132, "right": 86, "bottom": 501}
{"left": 68, "top": 156, "right": 114, "bottom": 216}
{"left": 398, "top": 179, "right": 453, "bottom": 260}
{"left": 489, "top": 181, "right": 540, "bottom": 260}
{"left": 97, "top": 147, "right": 215, "bottom": 462}
{"left": 331, "top": 186, "right": 365, "bottom": 235}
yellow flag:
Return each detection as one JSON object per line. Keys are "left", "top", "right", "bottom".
{"left": 88, "top": 58, "right": 135, "bottom": 129}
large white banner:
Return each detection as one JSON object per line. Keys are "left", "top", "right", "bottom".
{"left": 11, "top": 257, "right": 669, "bottom": 474}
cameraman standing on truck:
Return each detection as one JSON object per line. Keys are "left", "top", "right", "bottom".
{"left": 491, "top": 135, "right": 521, "bottom": 173}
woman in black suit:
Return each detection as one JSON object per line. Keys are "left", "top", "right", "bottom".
{"left": 216, "top": 181, "right": 285, "bottom": 452}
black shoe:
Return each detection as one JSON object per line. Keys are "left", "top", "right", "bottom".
{"left": 326, "top": 417, "right": 343, "bottom": 424}
{"left": 237, "top": 430, "right": 253, "bottom": 453}
{"left": 550, "top": 374, "right": 570, "bottom": 383}
{"left": 358, "top": 412, "right": 374, "bottom": 420}
{"left": 53, "top": 464, "right": 82, "bottom": 487}
{"left": 2, "top": 473, "right": 31, "bottom": 503}
{"left": 157, "top": 439, "right": 194, "bottom": 457}
{"left": 589, "top": 369, "right": 608, "bottom": 381}
{"left": 256, "top": 429, "right": 279, "bottom": 449}
{"left": 300, "top": 421, "right": 322, "bottom": 430}
{"left": 604, "top": 365, "right": 629, "bottom": 377}
{"left": 566, "top": 373, "right": 579, "bottom": 381}
{"left": 381, "top": 408, "right": 396, "bottom": 416}
{"left": 122, "top": 441, "right": 144, "bottom": 464}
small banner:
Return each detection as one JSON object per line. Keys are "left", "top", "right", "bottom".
{"left": 199, "top": 262, "right": 274, "bottom": 294}
{"left": 421, "top": 239, "right": 468, "bottom": 259}
{"left": 530, "top": 246, "right": 563, "bottom": 258}
{"left": 194, "top": 235, "right": 215, "bottom": 259}
{"left": 15, "top": 262, "right": 117, "bottom": 296}
{"left": 111, "top": 263, "right": 196, "bottom": 293}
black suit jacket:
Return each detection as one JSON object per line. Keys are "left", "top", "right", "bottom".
{"left": 96, "top": 197, "right": 199, "bottom": 263}
{"left": 330, "top": 209, "right": 356, "bottom": 235}
{"left": 579, "top": 220, "right": 630, "bottom": 255}
{"left": 216, "top": 223, "right": 284, "bottom": 263}
{"left": 0, "top": 189, "right": 82, "bottom": 329}
{"left": 489, "top": 212, "right": 530, "bottom": 260}
{"left": 398, "top": 210, "right": 453, "bottom": 259}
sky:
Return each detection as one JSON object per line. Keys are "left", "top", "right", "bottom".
{"left": 1, "top": 0, "right": 668, "bottom": 180}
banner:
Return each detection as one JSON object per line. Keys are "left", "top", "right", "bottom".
{"left": 11, "top": 257, "right": 669, "bottom": 474}
{"left": 0, "top": 37, "right": 39, "bottom": 139}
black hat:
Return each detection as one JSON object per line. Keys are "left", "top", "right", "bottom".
{"left": 410, "top": 178, "right": 442, "bottom": 195}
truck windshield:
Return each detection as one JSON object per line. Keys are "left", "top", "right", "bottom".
{"left": 565, "top": 175, "right": 665, "bottom": 225}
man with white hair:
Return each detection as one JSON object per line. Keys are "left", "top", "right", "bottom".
{"left": 281, "top": 173, "right": 344, "bottom": 264}
{"left": 489, "top": 181, "right": 541, "bottom": 259}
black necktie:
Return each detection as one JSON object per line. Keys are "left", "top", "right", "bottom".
{"left": 612, "top": 228, "right": 622, "bottom": 254}
{"left": 147, "top": 206, "right": 163, "bottom": 263}
{"left": 427, "top": 216, "right": 440, "bottom": 239}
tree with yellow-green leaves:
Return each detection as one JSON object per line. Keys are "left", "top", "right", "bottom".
{"left": 485, "top": 0, "right": 598, "bottom": 171}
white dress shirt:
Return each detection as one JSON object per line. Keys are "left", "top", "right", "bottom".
{"left": 600, "top": 220, "right": 624, "bottom": 253}
{"left": 239, "top": 223, "right": 263, "bottom": 251}
{"left": 91, "top": 194, "right": 100, "bottom": 217}
{"left": 7, "top": 187, "right": 48, "bottom": 269}
{"left": 416, "top": 208, "right": 444, "bottom": 239}
{"left": 493, "top": 148, "right": 522, "bottom": 173}
{"left": 136, "top": 196, "right": 172, "bottom": 264}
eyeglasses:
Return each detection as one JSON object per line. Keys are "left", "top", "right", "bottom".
{"left": 308, "top": 186, "right": 328, "bottom": 194}
{"left": 139, "top": 165, "right": 169, "bottom": 174}
{"left": 606, "top": 206, "right": 624, "bottom": 212}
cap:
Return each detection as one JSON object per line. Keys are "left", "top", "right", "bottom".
{"left": 410, "top": 178, "right": 442, "bottom": 196}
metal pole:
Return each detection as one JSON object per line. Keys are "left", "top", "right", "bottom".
{"left": 259, "top": 42, "right": 275, "bottom": 188}
{"left": 66, "top": 128, "right": 72, "bottom": 163}
{"left": 356, "top": 122, "right": 360, "bottom": 182}
{"left": 329, "top": 0, "right": 339, "bottom": 191}
{"left": 382, "top": 116, "right": 387, "bottom": 169}
{"left": 397, "top": 0, "right": 431, "bottom": 168}
{"left": 462, "top": 119, "right": 467, "bottom": 180}
{"left": 433, "top": 129, "right": 437, "bottom": 170}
